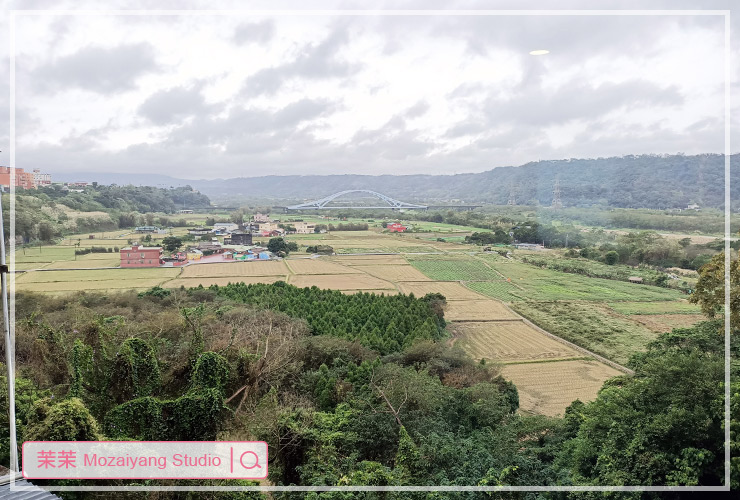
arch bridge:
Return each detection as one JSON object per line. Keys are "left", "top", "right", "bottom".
{"left": 286, "top": 190, "right": 428, "bottom": 210}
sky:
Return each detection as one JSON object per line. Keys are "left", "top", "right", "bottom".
{"left": 1, "top": 0, "right": 739, "bottom": 179}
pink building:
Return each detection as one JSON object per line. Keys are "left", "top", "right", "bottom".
{"left": 120, "top": 245, "right": 163, "bottom": 268}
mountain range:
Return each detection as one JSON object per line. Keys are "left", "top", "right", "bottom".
{"left": 55, "top": 153, "right": 738, "bottom": 210}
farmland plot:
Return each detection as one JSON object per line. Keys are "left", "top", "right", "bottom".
{"left": 354, "top": 265, "right": 430, "bottom": 282}
{"left": 332, "top": 256, "right": 409, "bottom": 266}
{"left": 608, "top": 300, "right": 700, "bottom": 315}
{"left": 181, "top": 261, "right": 289, "bottom": 278}
{"left": 451, "top": 321, "right": 584, "bottom": 363}
{"left": 16, "top": 278, "right": 167, "bottom": 293}
{"left": 397, "top": 282, "right": 485, "bottom": 301}
{"left": 410, "top": 258, "right": 503, "bottom": 281}
{"left": 16, "top": 268, "right": 178, "bottom": 283}
{"left": 289, "top": 274, "right": 395, "bottom": 291}
{"left": 286, "top": 259, "right": 360, "bottom": 275}
{"left": 444, "top": 300, "right": 519, "bottom": 321}
{"left": 501, "top": 360, "right": 622, "bottom": 416}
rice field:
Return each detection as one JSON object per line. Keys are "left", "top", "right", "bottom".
{"left": 332, "top": 256, "right": 409, "bottom": 266}
{"left": 353, "top": 265, "right": 430, "bottom": 282}
{"left": 396, "top": 282, "right": 486, "bottom": 301}
{"left": 443, "top": 300, "right": 519, "bottom": 321}
{"left": 16, "top": 278, "right": 168, "bottom": 293}
{"left": 288, "top": 274, "right": 395, "bottom": 291}
{"left": 180, "top": 261, "right": 289, "bottom": 278}
{"left": 285, "top": 259, "right": 361, "bottom": 275}
{"left": 500, "top": 360, "right": 623, "bottom": 416}
{"left": 451, "top": 321, "right": 584, "bottom": 363}
{"left": 16, "top": 268, "right": 179, "bottom": 283}
{"left": 409, "top": 257, "right": 503, "bottom": 281}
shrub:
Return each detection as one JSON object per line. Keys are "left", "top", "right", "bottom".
{"left": 25, "top": 398, "right": 103, "bottom": 441}
{"left": 110, "top": 338, "right": 161, "bottom": 403}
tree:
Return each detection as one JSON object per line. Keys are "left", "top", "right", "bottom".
{"left": 604, "top": 250, "right": 619, "bottom": 265}
{"left": 690, "top": 252, "right": 740, "bottom": 327}
{"left": 679, "top": 237, "right": 692, "bottom": 248}
{"left": 267, "top": 237, "right": 289, "bottom": 254}
{"left": 162, "top": 236, "right": 183, "bottom": 252}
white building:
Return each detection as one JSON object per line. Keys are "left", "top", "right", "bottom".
{"left": 294, "top": 221, "right": 316, "bottom": 234}
{"left": 32, "top": 169, "right": 51, "bottom": 186}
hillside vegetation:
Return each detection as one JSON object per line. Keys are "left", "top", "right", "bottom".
{"left": 190, "top": 153, "right": 737, "bottom": 209}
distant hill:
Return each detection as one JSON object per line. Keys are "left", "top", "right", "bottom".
{"left": 58, "top": 153, "right": 738, "bottom": 209}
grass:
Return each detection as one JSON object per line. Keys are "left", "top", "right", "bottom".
{"left": 510, "top": 301, "right": 662, "bottom": 365}
{"left": 607, "top": 301, "right": 701, "bottom": 315}
{"left": 14, "top": 246, "right": 75, "bottom": 263}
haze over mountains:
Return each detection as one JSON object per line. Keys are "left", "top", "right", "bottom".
{"left": 57, "top": 153, "right": 738, "bottom": 210}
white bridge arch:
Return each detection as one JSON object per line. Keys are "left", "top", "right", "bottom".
{"left": 286, "top": 190, "right": 428, "bottom": 210}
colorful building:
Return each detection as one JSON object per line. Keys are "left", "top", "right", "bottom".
{"left": 0, "top": 166, "right": 37, "bottom": 191}
{"left": 120, "top": 245, "right": 163, "bottom": 268}
{"left": 387, "top": 223, "right": 407, "bottom": 233}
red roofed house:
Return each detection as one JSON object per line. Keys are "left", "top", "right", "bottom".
{"left": 120, "top": 245, "right": 163, "bottom": 268}
{"left": 387, "top": 223, "right": 407, "bottom": 233}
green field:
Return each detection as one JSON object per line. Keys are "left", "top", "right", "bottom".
{"left": 607, "top": 300, "right": 701, "bottom": 315}
{"left": 409, "top": 256, "right": 503, "bottom": 281}
{"left": 510, "top": 301, "right": 664, "bottom": 365}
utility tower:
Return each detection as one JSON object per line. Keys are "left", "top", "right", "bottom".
{"left": 507, "top": 183, "right": 517, "bottom": 206}
{"left": 551, "top": 179, "right": 563, "bottom": 209}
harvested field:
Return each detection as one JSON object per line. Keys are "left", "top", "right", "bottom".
{"left": 163, "top": 276, "right": 286, "bottom": 288}
{"left": 354, "top": 265, "right": 430, "bottom": 282}
{"left": 396, "top": 282, "right": 485, "bottom": 301}
{"left": 47, "top": 256, "right": 121, "bottom": 269}
{"left": 16, "top": 268, "right": 178, "bottom": 283}
{"left": 340, "top": 289, "right": 399, "bottom": 296}
{"left": 451, "top": 321, "right": 583, "bottom": 363}
{"left": 16, "top": 279, "right": 167, "bottom": 293}
{"left": 181, "top": 261, "right": 289, "bottom": 278}
{"left": 289, "top": 274, "right": 395, "bottom": 291}
{"left": 333, "top": 256, "right": 409, "bottom": 266}
{"left": 444, "top": 300, "right": 519, "bottom": 321}
{"left": 628, "top": 314, "right": 706, "bottom": 333}
{"left": 501, "top": 360, "right": 622, "bottom": 416}
{"left": 285, "top": 259, "right": 360, "bottom": 275}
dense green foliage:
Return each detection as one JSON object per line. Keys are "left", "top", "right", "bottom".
{"left": 211, "top": 282, "right": 445, "bottom": 354}
{"left": 26, "top": 184, "right": 211, "bottom": 214}
{"left": 267, "top": 237, "right": 299, "bottom": 254}
{"left": 556, "top": 319, "right": 735, "bottom": 487}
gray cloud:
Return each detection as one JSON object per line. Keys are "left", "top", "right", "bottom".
{"left": 31, "top": 43, "right": 157, "bottom": 94}
{"left": 483, "top": 80, "right": 684, "bottom": 127}
{"left": 233, "top": 20, "right": 275, "bottom": 45}
{"left": 241, "top": 25, "right": 359, "bottom": 97}
{"left": 138, "top": 83, "right": 217, "bottom": 125}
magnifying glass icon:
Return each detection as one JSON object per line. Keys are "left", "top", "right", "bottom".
{"left": 239, "top": 451, "right": 262, "bottom": 469}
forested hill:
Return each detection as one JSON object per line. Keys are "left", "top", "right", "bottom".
{"left": 185, "top": 153, "right": 736, "bottom": 209}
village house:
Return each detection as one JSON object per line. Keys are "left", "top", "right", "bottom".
{"left": 224, "top": 231, "right": 253, "bottom": 246}
{"left": 387, "top": 223, "right": 407, "bottom": 233}
{"left": 188, "top": 227, "right": 212, "bottom": 236}
{"left": 253, "top": 213, "right": 271, "bottom": 223}
{"left": 294, "top": 221, "right": 316, "bottom": 234}
{"left": 628, "top": 276, "right": 644, "bottom": 284}
{"left": 120, "top": 245, "right": 163, "bottom": 268}
{"left": 213, "top": 222, "right": 239, "bottom": 234}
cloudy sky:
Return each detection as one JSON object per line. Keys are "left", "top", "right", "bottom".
{"left": 1, "top": 0, "right": 739, "bottom": 179}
